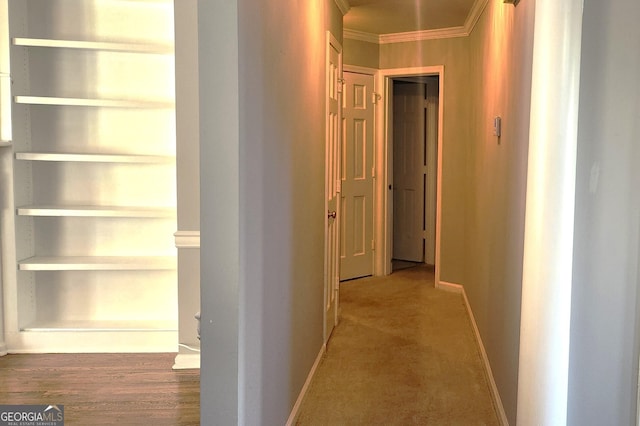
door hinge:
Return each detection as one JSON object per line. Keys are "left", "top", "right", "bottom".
{"left": 423, "top": 230, "right": 428, "bottom": 239}
{"left": 372, "top": 92, "right": 381, "bottom": 104}
{"left": 336, "top": 179, "right": 342, "bottom": 193}
{"left": 371, "top": 239, "right": 375, "bottom": 250}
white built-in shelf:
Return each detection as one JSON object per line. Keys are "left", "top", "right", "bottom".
{"left": 18, "top": 256, "right": 177, "bottom": 271}
{"left": 0, "top": 140, "right": 11, "bottom": 147}
{"left": 13, "top": 37, "right": 173, "bottom": 54}
{"left": 15, "top": 152, "right": 174, "bottom": 163}
{"left": 15, "top": 95, "right": 173, "bottom": 108}
{"left": 17, "top": 205, "right": 174, "bottom": 217}
{"left": 21, "top": 320, "right": 177, "bottom": 332}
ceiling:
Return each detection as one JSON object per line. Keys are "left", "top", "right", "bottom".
{"left": 343, "top": 0, "right": 479, "bottom": 35}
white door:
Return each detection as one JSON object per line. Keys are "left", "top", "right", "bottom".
{"left": 393, "top": 82, "right": 425, "bottom": 262}
{"left": 324, "top": 33, "right": 341, "bottom": 343}
{"left": 340, "top": 71, "right": 374, "bottom": 281}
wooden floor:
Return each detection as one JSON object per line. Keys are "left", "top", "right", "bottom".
{"left": 0, "top": 353, "right": 199, "bottom": 425}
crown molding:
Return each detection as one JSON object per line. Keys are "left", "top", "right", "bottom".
{"left": 464, "top": 0, "right": 490, "bottom": 34}
{"left": 379, "top": 26, "right": 468, "bottom": 44}
{"left": 343, "top": 28, "right": 380, "bottom": 44}
{"left": 344, "top": 0, "right": 489, "bottom": 45}
{"left": 334, "top": 0, "right": 350, "bottom": 16}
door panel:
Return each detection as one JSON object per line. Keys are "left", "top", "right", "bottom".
{"left": 324, "top": 34, "right": 341, "bottom": 343}
{"left": 393, "top": 82, "right": 425, "bottom": 262}
{"left": 340, "top": 71, "right": 374, "bottom": 281}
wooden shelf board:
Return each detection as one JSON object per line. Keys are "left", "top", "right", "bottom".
{"left": 15, "top": 152, "right": 174, "bottom": 163}
{"left": 15, "top": 95, "right": 173, "bottom": 108}
{"left": 21, "top": 320, "right": 177, "bottom": 332}
{"left": 18, "top": 256, "right": 177, "bottom": 271}
{"left": 13, "top": 37, "right": 173, "bottom": 54}
{"left": 17, "top": 205, "right": 175, "bottom": 217}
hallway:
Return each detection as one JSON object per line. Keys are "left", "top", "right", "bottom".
{"left": 296, "top": 265, "right": 500, "bottom": 425}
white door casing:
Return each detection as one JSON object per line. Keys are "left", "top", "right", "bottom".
{"left": 324, "top": 32, "right": 341, "bottom": 343}
{"left": 393, "top": 82, "right": 425, "bottom": 263}
{"left": 340, "top": 71, "right": 374, "bottom": 281}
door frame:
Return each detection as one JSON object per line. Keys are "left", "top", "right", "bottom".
{"left": 374, "top": 66, "right": 444, "bottom": 284}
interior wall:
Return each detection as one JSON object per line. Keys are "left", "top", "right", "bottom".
{"left": 379, "top": 37, "right": 470, "bottom": 285}
{"left": 465, "top": 0, "right": 535, "bottom": 423}
{"left": 569, "top": 0, "right": 640, "bottom": 423}
{"left": 174, "top": 0, "right": 201, "bottom": 358}
{"left": 344, "top": 37, "right": 379, "bottom": 69}
{"left": 379, "top": 1, "right": 535, "bottom": 422}
{"left": 199, "top": 0, "right": 340, "bottom": 423}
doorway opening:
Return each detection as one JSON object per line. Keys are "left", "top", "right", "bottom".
{"left": 374, "top": 66, "right": 444, "bottom": 284}
{"left": 391, "top": 77, "right": 439, "bottom": 272}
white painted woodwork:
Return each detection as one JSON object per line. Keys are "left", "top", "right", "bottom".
{"left": 13, "top": 37, "right": 172, "bottom": 54}
{"left": 375, "top": 66, "right": 444, "bottom": 279}
{"left": 15, "top": 95, "right": 172, "bottom": 108}
{"left": 15, "top": 152, "right": 173, "bottom": 163}
{"left": 18, "top": 256, "right": 176, "bottom": 271}
{"left": 324, "top": 32, "right": 342, "bottom": 343}
{"left": 517, "top": 0, "right": 584, "bottom": 423}
{"left": 17, "top": 205, "right": 174, "bottom": 217}
{"left": 424, "top": 79, "right": 438, "bottom": 265}
{"left": 0, "top": 0, "right": 9, "bottom": 357}
{"left": 340, "top": 71, "right": 374, "bottom": 281}
{"left": 393, "top": 82, "right": 425, "bottom": 262}
{"left": 2, "top": 0, "right": 178, "bottom": 352}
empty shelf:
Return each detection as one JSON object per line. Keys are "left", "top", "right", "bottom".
{"left": 17, "top": 205, "right": 175, "bottom": 217}
{"left": 18, "top": 256, "right": 177, "bottom": 271}
{"left": 13, "top": 37, "right": 173, "bottom": 54}
{"left": 15, "top": 95, "right": 173, "bottom": 108}
{"left": 15, "top": 152, "right": 174, "bottom": 163}
{"left": 21, "top": 320, "right": 177, "bottom": 332}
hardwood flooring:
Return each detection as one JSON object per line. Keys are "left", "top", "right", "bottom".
{"left": 0, "top": 353, "right": 199, "bottom": 425}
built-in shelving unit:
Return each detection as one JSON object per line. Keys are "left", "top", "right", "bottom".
{"left": 2, "top": 0, "right": 178, "bottom": 352}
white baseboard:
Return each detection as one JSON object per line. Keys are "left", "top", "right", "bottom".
{"left": 0, "top": 342, "right": 7, "bottom": 357}
{"left": 437, "top": 280, "right": 509, "bottom": 426}
{"left": 436, "top": 280, "right": 463, "bottom": 293}
{"left": 286, "top": 343, "right": 326, "bottom": 426}
{"left": 172, "top": 353, "right": 200, "bottom": 370}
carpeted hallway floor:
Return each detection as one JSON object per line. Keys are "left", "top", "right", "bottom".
{"left": 295, "top": 265, "right": 500, "bottom": 425}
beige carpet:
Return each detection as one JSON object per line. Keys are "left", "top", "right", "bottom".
{"left": 296, "top": 265, "right": 500, "bottom": 425}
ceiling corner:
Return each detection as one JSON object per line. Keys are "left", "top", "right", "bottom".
{"left": 334, "top": 0, "right": 350, "bottom": 16}
{"left": 464, "top": 0, "right": 490, "bottom": 34}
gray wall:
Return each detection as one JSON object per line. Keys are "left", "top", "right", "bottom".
{"left": 199, "top": 0, "right": 342, "bottom": 423}
{"left": 569, "top": 0, "right": 640, "bottom": 423}
{"left": 174, "top": 0, "right": 201, "bottom": 355}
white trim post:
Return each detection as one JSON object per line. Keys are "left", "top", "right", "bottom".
{"left": 517, "top": 0, "right": 584, "bottom": 424}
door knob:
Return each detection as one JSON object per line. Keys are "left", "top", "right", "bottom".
{"left": 328, "top": 210, "right": 337, "bottom": 219}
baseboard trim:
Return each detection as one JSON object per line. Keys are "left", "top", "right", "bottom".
{"left": 456, "top": 284, "right": 510, "bottom": 426}
{"left": 172, "top": 353, "right": 200, "bottom": 370}
{"left": 436, "top": 280, "right": 463, "bottom": 293}
{"left": 286, "top": 343, "right": 326, "bottom": 426}
{"left": 0, "top": 342, "right": 7, "bottom": 357}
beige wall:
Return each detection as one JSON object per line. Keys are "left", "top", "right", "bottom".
{"left": 377, "top": 2, "right": 535, "bottom": 421}
{"left": 465, "top": 1, "right": 535, "bottom": 423}
{"left": 344, "top": 37, "right": 379, "bottom": 68}
{"left": 380, "top": 36, "right": 470, "bottom": 285}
